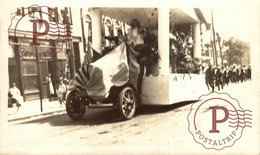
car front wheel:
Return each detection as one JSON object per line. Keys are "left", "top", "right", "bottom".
{"left": 66, "top": 90, "right": 86, "bottom": 121}
{"left": 117, "top": 87, "right": 137, "bottom": 120}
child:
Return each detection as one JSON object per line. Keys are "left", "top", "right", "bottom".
{"left": 56, "top": 78, "right": 67, "bottom": 106}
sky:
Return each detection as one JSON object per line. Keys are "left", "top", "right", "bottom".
{"left": 202, "top": 0, "right": 260, "bottom": 43}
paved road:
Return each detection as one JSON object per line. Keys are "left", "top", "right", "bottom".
{"left": 4, "top": 81, "right": 260, "bottom": 154}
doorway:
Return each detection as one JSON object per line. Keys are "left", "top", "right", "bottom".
{"left": 40, "top": 61, "right": 49, "bottom": 99}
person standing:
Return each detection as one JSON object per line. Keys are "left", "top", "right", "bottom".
{"left": 228, "top": 66, "right": 233, "bottom": 83}
{"left": 205, "top": 65, "right": 211, "bottom": 90}
{"left": 127, "top": 19, "right": 144, "bottom": 94}
{"left": 240, "top": 66, "right": 245, "bottom": 82}
{"left": 127, "top": 19, "right": 144, "bottom": 49}
{"left": 235, "top": 67, "right": 240, "bottom": 84}
{"left": 57, "top": 78, "right": 67, "bottom": 106}
{"left": 224, "top": 67, "right": 230, "bottom": 86}
{"left": 223, "top": 67, "right": 227, "bottom": 86}
{"left": 205, "top": 65, "right": 215, "bottom": 92}
{"left": 248, "top": 66, "right": 251, "bottom": 80}
{"left": 215, "top": 68, "right": 224, "bottom": 90}
{"left": 48, "top": 73, "right": 55, "bottom": 101}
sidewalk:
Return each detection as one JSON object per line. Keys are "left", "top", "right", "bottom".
{"left": 8, "top": 99, "right": 66, "bottom": 122}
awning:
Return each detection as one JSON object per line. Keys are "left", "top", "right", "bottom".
{"left": 95, "top": 8, "right": 209, "bottom": 27}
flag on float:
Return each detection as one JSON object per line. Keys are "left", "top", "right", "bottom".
{"left": 75, "top": 42, "right": 140, "bottom": 102}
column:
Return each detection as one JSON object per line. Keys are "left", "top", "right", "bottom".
{"left": 192, "top": 23, "right": 201, "bottom": 59}
{"left": 158, "top": 7, "right": 169, "bottom": 75}
{"left": 89, "top": 9, "right": 102, "bottom": 55}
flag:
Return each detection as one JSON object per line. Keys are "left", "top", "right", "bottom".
{"left": 75, "top": 42, "right": 140, "bottom": 102}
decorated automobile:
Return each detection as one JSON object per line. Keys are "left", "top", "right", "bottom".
{"left": 66, "top": 41, "right": 146, "bottom": 120}
{"left": 65, "top": 8, "right": 209, "bottom": 120}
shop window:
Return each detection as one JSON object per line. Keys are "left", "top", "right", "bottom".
{"left": 23, "top": 76, "right": 38, "bottom": 91}
{"left": 22, "top": 61, "right": 37, "bottom": 75}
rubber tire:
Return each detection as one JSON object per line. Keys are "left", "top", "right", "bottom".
{"left": 66, "top": 90, "right": 86, "bottom": 121}
{"left": 117, "top": 87, "right": 137, "bottom": 120}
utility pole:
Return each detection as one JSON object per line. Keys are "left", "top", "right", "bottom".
{"left": 35, "top": 47, "right": 43, "bottom": 112}
{"left": 64, "top": 7, "right": 75, "bottom": 79}
{"left": 211, "top": 10, "right": 218, "bottom": 66}
{"left": 210, "top": 40, "right": 216, "bottom": 65}
{"left": 216, "top": 32, "right": 223, "bottom": 67}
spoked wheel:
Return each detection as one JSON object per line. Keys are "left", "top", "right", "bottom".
{"left": 118, "top": 87, "right": 137, "bottom": 120}
{"left": 8, "top": 98, "right": 21, "bottom": 115}
{"left": 66, "top": 90, "right": 86, "bottom": 121}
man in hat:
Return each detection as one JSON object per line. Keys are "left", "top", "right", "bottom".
{"left": 205, "top": 65, "right": 215, "bottom": 92}
{"left": 248, "top": 66, "right": 251, "bottom": 80}
{"left": 215, "top": 66, "right": 224, "bottom": 90}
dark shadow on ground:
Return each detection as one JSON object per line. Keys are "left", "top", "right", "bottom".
{"left": 136, "top": 100, "right": 196, "bottom": 115}
{"left": 18, "top": 100, "right": 196, "bottom": 126}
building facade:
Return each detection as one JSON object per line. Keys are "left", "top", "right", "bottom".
{"left": 8, "top": 6, "right": 85, "bottom": 101}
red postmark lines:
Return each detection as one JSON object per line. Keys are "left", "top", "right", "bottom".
{"left": 8, "top": 5, "right": 72, "bottom": 63}
{"left": 187, "top": 92, "right": 252, "bottom": 150}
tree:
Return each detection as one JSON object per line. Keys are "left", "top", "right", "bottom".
{"left": 223, "top": 37, "right": 250, "bottom": 66}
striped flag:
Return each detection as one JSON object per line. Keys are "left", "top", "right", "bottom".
{"left": 75, "top": 42, "right": 140, "bottom": 102}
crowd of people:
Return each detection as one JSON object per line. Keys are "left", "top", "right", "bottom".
{"left": 205, "top": 65, "right": 251, "bottom": 92}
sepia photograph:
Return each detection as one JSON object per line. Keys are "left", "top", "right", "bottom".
{"left": 0, "top": 0, "right": 259, "bottom": 154}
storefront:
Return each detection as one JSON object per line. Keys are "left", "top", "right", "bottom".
{"left": 8, "top": 35, "right": 80, "bottom": 101}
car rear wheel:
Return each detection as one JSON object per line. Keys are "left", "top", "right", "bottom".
{"left": 117, "top": 87, "right": 137, "bottom": 120}
{"left": 66, "top": 90, "right": 86, "bottom": 121}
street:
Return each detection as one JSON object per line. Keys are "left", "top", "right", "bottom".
{"left": 4, "top": 81, "right": 260, "bottom": 154}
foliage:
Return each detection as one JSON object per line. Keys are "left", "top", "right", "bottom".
{"left": 223, "top": 37, "right": 250, "bottom": 66}
{"left": 171, "top": 29, "right": 201, "bottom": 74}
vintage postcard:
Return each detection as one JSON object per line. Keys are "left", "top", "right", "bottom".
{"left": 0, "top": 0, "right": 259, "bottom": 154}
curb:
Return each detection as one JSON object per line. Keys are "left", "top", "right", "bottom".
{"left": 7, "top": 104, "right": 113, "bottom": 122}
{"left": 8, "top": 109, "right": 66, "bottom": 122}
